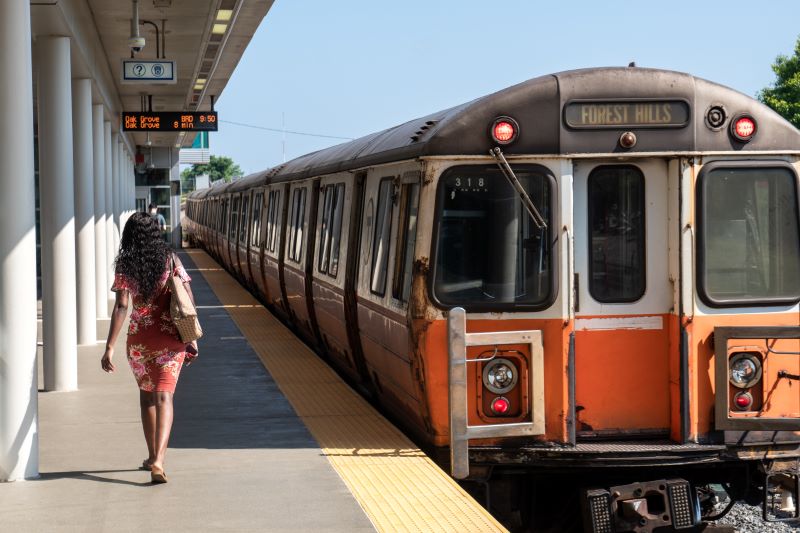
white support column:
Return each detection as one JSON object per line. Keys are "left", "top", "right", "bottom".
{"left": 130, "top": 155, "right": 135, "bottom": 213}
{"left": 0, "top": 0, "right": 39, "bottom": 482}
{"left": 37, "top": 36, "right": 78, "bottom": 392}
{"left": 104, "top": 121, "right": 114, "bottom": 310}
{"left": 72, "top": 79, "right": 96, "bottom": 345}
{"left": 127, "top": 153, "right": 133, "bottom": 221}
{"left": 111, "top": 134, "right": 120, "bottom": 253}
{"left": 92, "top": 105, "right": 108, "bottom": 319}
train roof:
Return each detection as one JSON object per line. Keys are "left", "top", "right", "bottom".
{"left": 189, "top": 67, "right": 800, "bottom": 197}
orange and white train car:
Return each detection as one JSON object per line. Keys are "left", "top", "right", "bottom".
{"left": 185, "top": 67, "right": 800, "bottom": 532}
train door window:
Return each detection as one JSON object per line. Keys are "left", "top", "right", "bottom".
{"left": 266, "top": 189, "right": 281, "bottom": 253}
{"left": 392, "top": 178, "right": 420, "bottom": 302}
{"left": 317, "top": 183, "right": 346, "bottom": 277}
{"left": 318, "top": 185, "right": 335, "bottom": 273}
{"left": 698, "top": 163, "right": 800, "bottom": 305}
{"left": 288, "top": 187, "right": 307, "bottom": 262}
{"left": 239, "top": 194, "right": 251, "bottom": 244}
{"left": 370, "top": 178, "right": 395, "bottom": 296}
{"left": 328, "top": 184, "right": 345, "bottom": 277}
{"left": 229, "top": 196, "right": 240, "bottom": 241}
{"left": 588, "top": 166, "right": 646, "bottom": 303}
{"left": 213, "top": 201, "right": 219, "bottom": 230}
{"left": 251, "top": 192, "right": 263, "bottom": 248}
{"left": 224, "top": 198, "right": 229, "bottom": 235}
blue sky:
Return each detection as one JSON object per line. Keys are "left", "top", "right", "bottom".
{"left": 211, "top": 1, "right": 800, "bottom": 175}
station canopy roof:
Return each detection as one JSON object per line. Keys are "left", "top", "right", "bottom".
{"left": 31, "top": 0, "right": 272, "bottom": 149}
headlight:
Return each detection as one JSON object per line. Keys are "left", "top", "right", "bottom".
{"left": 482, "top": 358, "right": 518, "bottom": 394}
{"left": 729, "top": 353, "right": 762, "bottom": 389}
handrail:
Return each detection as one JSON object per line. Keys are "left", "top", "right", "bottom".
{"left": 563, "top": 225, "right": 572, "bottom": 320}
{"left": 447, "top": 307, "right": 545, "bottom": 479}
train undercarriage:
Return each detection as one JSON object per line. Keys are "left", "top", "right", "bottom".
{"left": 451, "top": 443, "right": 800, "bottom": 532}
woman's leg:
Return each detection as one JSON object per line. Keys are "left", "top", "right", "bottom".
{"left": 139, "top": 390, "right": 157, "bottom": 465}
{"left": 151, "top": 391, "right": 174, "bottom": 470}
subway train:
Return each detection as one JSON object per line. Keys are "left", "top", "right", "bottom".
{"left": 184, "top": 67, "right": 800, "bottom": 532}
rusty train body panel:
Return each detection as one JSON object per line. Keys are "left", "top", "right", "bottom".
{"left": 185, "top": 67, "right": 800, "bottom": 531}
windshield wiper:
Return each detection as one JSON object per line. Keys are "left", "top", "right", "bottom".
{"left": 489, "top": 147, "right": 547, "bottom": 230}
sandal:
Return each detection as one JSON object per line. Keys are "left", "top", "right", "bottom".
{"left": 151, "top": 466, "right": 168, "bottom": 484}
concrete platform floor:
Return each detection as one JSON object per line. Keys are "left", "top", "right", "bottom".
{"left": 0, "top": 252, "right": 374, "bottom": 532}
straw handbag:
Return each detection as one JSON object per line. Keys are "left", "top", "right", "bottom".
{"left": 168, "top": 255, "right": 203, "bottom": 343}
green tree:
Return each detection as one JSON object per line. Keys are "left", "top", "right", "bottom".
{"left": 759, "top": 36, "right": 800, "bottom": 129}
{"left": 181, "top": 155, "right": 243, "bottom": 186}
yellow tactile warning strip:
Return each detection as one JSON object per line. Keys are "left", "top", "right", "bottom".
{"left": 187, "top": 249, "right": 507, "bottom": 533}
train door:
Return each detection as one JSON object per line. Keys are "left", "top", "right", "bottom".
{"left": 572, "top": 159, "right": 675, "bottom": 439}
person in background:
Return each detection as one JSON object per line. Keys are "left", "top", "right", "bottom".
{"left": 101, "top": 212, "right": 198, "bottom": 483}
{"left": 149, "top": 202, "right": 168, "bottom": 241}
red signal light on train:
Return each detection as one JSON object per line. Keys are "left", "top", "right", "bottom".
{"left": 491, "top": 397, "right": 511, "bottom": 415}
{"left": 733, "top": 392, "right": 753, "bottom": 410}
{"left": 490, "top": 116, "right": 519, "bottom": 145}
{"left": 731, "top": 115, "right": 756, "bottom": 142}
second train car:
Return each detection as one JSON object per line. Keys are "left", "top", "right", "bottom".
{"left": 185, "top": 67, "right": 800, "bottom": 532}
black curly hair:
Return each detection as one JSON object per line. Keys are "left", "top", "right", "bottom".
{"left": 114, "top": 212, "right": 172, "bottom": 300}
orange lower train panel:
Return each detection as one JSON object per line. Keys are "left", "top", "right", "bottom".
{"left": 688, "top": 312, "right": 800, "bottom": 439}
{"left": 418, "top": 318, "right": 570, "bottom": 448}
{"left": 573, "top": 314, "right": 678, "bottom": 437}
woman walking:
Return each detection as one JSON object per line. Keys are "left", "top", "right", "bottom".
{"left": 101, "top": 212, "right": 198, "bottom": 483}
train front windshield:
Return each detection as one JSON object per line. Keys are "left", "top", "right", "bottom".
{"left": 433, "top": 165, "right": 553, "bottom": 308}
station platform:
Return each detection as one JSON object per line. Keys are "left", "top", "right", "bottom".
{"left": 0, "top": 250, "right": 505, "bottom": 532}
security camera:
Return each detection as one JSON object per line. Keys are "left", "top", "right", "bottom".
{"left": 128, "top": 35, "right": 145, "bottom": 53}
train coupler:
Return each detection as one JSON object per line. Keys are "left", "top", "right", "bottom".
{"left": 582, "top": 479, "right": 698, "bottom": 533}
{"left": 763, "top": 460, "right": 800, "bottom": 522}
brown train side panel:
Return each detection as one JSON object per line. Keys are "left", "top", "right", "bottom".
{"left": 263, "top": 254, "right": 286, "bottom": 317}
{"left": 248, "top": 243, "right": 265, "bottom": 300}
{"left": 312, "top": 278, "right": 362, "bottom": 384}
{"left": 283, "top": 262, "right": 315, "bottom": 342}
{"left": 357, "top": 298, "right": 428, "bottom": 440}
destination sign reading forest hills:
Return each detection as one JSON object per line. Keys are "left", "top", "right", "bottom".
{"left": 564, "top": 100, "right": 690, "bottom": 129}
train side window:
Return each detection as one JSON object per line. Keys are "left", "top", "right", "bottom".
{"left": 328, "top": 184, "right": 345, "bottom": 277}
{"left": 317, "top": 185, "right": 335, "bottom": 274}
{"left": 266, "top": 189, "right": 281, "bottom": 253}
{"left": 288, "top": 187, "right": 307, "bottom": 262}
{"left": 251, "top": 192, "right": 263, "bottom": 248}
{"left": 229, "top": 197, "right": 239, "bottom": 241}
{"left": 698, "top": 163, "right": 800, "bottom": 306}
{"left": 239, "top": 194, "right": 250, "bottom": 244}
{"left": 317, "top": 183, "right": 346, "bottom": 277}
{"left": 223, "top": 199, "right": 228, "bottom": 234}
{"left": 370, "top": 178, "right": 395, "bottom": 296}
{"left": 588, "top": 165, "right": 646, "bottom": 303}
{"left": 214, "top": 201, "right": 219, "bottom": 230}
{"left": 392, "top": 181, "right": 420, "bottom": 302}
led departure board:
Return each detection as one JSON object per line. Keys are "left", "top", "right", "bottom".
{"left": 121, "top": 111, "right": 218, "bottom": 132}
{"left": 564, "top": 100, "right": 690, "bottom": 129}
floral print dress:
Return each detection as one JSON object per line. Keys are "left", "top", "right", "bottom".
{"left": 111, "top": 259, "right": 193, "bottom": 393}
